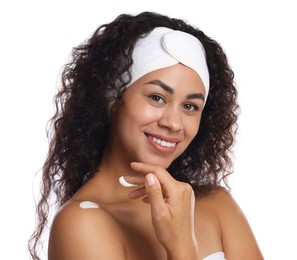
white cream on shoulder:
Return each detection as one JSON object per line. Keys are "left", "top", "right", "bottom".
{"left": 79, "top": 201, "right": 100, "bottom": 209}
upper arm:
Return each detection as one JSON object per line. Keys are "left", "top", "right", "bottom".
{"left": 48, "top": 203, "right": 126, "bottom": 260}
{"left": 215, "top": 190, "right": 264, "bottom": 260}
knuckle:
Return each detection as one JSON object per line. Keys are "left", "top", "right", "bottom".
{"left": 153, "top": 208, "right": 169, "bottom": 222}
{"left": 185, "top": 183, "right": 193, "bottom": 192}
{"left": 180, "top": 182, "right": 193, "bottom": 194}
{"left": 147, "top": 186, "right": 161, "bottom": 197}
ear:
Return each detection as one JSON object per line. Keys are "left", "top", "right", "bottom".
{"left": 110, "top": 99, "right": 123, "bottom": 113}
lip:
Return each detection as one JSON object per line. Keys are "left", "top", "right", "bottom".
{"left": 145, "top": 133, "right": 181, "bottom": 154}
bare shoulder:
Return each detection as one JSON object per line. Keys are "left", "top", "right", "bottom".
{"left": 196, "top": 188, "right": 264, "bottom": 260}
{"left": 48, "top": 200, "right": 126, "bottom": 260}
{"left": 196, "top": 187, "right": 241, "bottom": 213}
{"left": 195, "top": 187, "right": 241, "bottom": 222}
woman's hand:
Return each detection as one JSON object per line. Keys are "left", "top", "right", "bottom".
{"left": 122, "top": 162, "right": 198, "bottom": 260}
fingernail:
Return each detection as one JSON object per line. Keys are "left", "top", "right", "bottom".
{"left": 146, "top": 173, "right": 156, "bottom": 186}
{"left": 119, "top": 176, "right": 138, "bottom": 187}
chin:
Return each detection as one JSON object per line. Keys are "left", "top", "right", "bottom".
{"left": 139, "top": 156, "right": 174, "bottom": 169}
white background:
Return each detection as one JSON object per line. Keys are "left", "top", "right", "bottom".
{"left": 0, "top": 1, "right": 296, "bottom": 259}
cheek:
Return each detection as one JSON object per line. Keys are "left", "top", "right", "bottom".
{"left": 128, "top": 103, "right": 162, "bottom": 125}
{"left": 121, "top": 102, "right": 161, "bottom": 127}
{"left": 185, "top": 118, "right": 201, "bottom": 140}
{"left": 141, "top": 109, "right": 162, "bottom": 122}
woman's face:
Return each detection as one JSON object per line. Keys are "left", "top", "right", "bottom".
{"left": 110, "top": 63, "right": 206, "bottom": 168}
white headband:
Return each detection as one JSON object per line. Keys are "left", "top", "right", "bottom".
{"left": 127, "top": 27, "right": 209, "bottom": 98}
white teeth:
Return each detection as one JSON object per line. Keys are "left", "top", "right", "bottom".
{"left": 149, "top": 135, "right": 176, "bottom": 147}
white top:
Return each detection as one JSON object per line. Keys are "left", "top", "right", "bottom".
{"left": 202, "top": 252, "right": 225, "bottom": 260}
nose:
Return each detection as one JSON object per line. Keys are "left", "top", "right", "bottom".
{"left": 158, "top": 105, "right": 183, "bottom": 132}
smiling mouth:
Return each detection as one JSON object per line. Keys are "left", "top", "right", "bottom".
{"left": 146, "top": 134, "right": 177, "bottom": 148}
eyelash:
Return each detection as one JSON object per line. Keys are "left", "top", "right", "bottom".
{"left": 149, "top": 94, "right": 199, "bottom": 112}
{"left": 183, "top": 103, "right": 199, "bottom": 111}
{"left": 149, "top": 94, "right": 165, "bottom": 104}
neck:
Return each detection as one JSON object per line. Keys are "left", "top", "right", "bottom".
{"left": 85, "top": 141, "right": 140, "bottom": 205}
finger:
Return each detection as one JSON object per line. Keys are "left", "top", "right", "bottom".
{"left": 130, "top": 162, "right": 176, "bottom": 188}
{"left": 128, "top": 186, "right": 146, "bottom": 199}
{"left": 131, "top": 162, "right": 179, "bottom": 203}
{"left": 145, "top": 173, "right": 167, "bottom": 213}
{"left": 142, "top": 196, "right": 149, "bottom": 204}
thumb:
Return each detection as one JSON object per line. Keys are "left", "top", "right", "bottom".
{"left": 145, "top": 173, "right": 166, "bottom": 212}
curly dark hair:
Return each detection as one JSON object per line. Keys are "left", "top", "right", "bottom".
{"left": 28, "top": 11, "right": 238, "bottom": 259}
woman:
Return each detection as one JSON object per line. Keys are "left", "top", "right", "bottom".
{"left": 29, "top": 11, "right": 263, "bottom": 260}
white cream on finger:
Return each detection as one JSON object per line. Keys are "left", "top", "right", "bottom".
{"left": 119, "top": 176, "right": 139, "bottom": 187}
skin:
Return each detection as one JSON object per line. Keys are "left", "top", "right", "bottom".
{"left": 48, "top": 64, "right": 264, "bottom": 260}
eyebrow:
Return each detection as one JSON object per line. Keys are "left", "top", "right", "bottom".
{"left": 145, "top": 80, "right": 205, "bottom": 101}
{"left": 145, "top": 80, "right": 174, "bottom": 94}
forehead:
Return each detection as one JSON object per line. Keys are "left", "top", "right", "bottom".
{"left": 131, "top": 64, "right": 206, "bottom": 94}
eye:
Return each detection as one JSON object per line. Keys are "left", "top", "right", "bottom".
{"left": 149, "top": 94, "right": 166, "bottom": 104}
{"left": 182, "top": 103, "right": 199, "bottom": 111}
